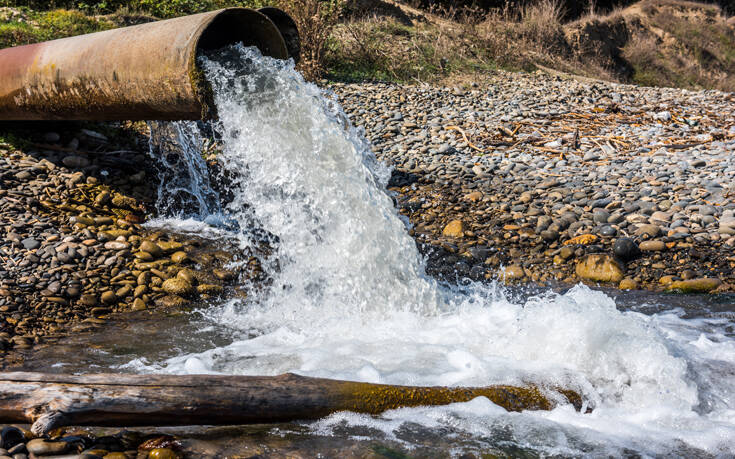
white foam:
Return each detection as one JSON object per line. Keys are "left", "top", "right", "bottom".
{"left": 131, "top": 46, "right": 735, "bottom": 455}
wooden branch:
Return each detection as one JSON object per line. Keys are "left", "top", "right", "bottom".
{"left": 0, "top": 372, "right": 585, "bottom": 435}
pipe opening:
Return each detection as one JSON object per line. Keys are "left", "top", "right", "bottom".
{"left": 258, "top": 7, "right": 301, "bottom": 64}
{"left": 196, "top": 9, "right": 288, "bottom": 59}
{"left": 193, "top": 8, "right": 289, "bottom": 119}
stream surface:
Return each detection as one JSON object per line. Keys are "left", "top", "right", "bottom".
{"left": 23, "top": 46, "right": 735, "bottom": 457}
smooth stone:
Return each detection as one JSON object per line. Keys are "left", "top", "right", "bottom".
{"left": 139, "top": 241, "right": 163, "bottom": 257}
{"left": 104, "top": 241, "right": 129, "bottom": 250}
{"left": 26, "top": 439, "right": 69, "bottom": 456}
{"left": 635, "top": 224, "right": 661, "bottom": 238}
{"left": 21, "top": 238, "right": 40, "bottom": 250}
{"left": 212, "top": 268, "right": 235, "bottom": 281}
{"left": 134, "top": 285, "right": 147, "bottom": 298}
{"left": 134, "top": 251, "right": 154, "bottom": 261}
{"left": 176, "top": 269, "right": 196, "bottom": 284}
{"left": 619, "top": 278, "right": 639, "bottom": 290}
{"left": 147, "top": 448, "right": 179, "bottom": 459}
{"left": 161, "top": 278, "right": 194, "bottom": 296}
{"left": 79, "top": 294, "right": 97, "bottom": 306}
{"left": 576, "top": 254, "right": 625, "bottom": 283}
{"left": 197, "top": 284, "right": 223, "bottom": 295}
{"left": 100, "top": 291, "right": 117, "bottom": 304}
{"left": 442, "top": 220, "right": 465, "bottom": 238}
{"left": 667, "top": 278, "right": 722, "bottom": 293}
{"left": 500, "top": 265, "right": 525, "bottom": 281}
{"left": 131, "top": 298, "right": 147, "bottom": 311}
{"left": 0, "top": 427, "right": 25, "bottom": 450}
{"left": 613, "top": 238, "right": 640, "bottom": 262}
{"left": 170, "top": 251, "right": 188, "bottom": 264}
{"left": 62, "top": 155, "right": 90, "bottom": 168}
{"left": 156, "top": 295, "right": 189, "bottom": 308}
{"left": 598, "top": 225, "right": 616, "bottom": 236}
{"left": 639, "top": 240, "right": 665, "bottom": 251}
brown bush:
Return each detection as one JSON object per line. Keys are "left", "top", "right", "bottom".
{"left": 278, "top": 0, "right": 346, "bottom": 80}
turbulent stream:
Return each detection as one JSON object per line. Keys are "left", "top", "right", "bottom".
{"left": 50, "top": 46, "right": 735, "bottom": 456}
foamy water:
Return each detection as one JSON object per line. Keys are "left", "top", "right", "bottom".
{"left": 134, "top": 45, "right": 735, "bottom": 456}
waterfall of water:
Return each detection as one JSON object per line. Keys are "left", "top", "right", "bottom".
{"left": 134, "top": 44, "right": 735, "bottom": 456}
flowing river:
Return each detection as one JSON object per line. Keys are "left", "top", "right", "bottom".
{"left": 28, "top": 45, "right": 735, "bottom": 456}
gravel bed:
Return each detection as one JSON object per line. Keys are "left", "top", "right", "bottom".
{"left": 331, "top": 71, "right": 735, "bottom": 291}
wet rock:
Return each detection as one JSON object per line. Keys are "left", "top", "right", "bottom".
{"left": 0, "top": 427, "right": 25, "bottom": 449}
{"left": 176, "top": 269, "right": 196, "bottom": 284}
{"left": 26, "top": 438, "right": 69, "bottom": 455}
{"left": 80, "top": 294, "right": 97, "bottom": 306}
{"left": 94, "top": 191, "right": 111, "bottom": 206}
{"left": 104, "top": 241, "right": 130, "bottom": 250}
{"left": 197, "top": 284, "right": 223, "bottom": 295}
{"left": 170, "top": 251, "right": 188, "bottom": 264}
{"left": 132, "top": 298, "right": 147, "bottom": 311}
{"left": 619, "top": 278, "right": 638, "bottom": 290}
{"left": 212, "top": 268, "right": 235, "bottom": 281}
{"left": 499, "top": 265, "right": 525, "bottom": 281}
{"left": 667, "top": 278, "right": 722, "bottom": 293}
{"left": 161, "top": 278, "right": 194, "bottom": 296}
{"left": 102, "top": 453, "right": 126, "bottom": 459}
{"left": 442, "top": 220, "right": 465, "bottom": 238}
{"left": 639, "top": 240, "right": 665, "bottom": 251}
{"left": 613, "top": 237, "right": 640, "bottom": 262}
{"left": 156, "top": 295, "right": 188, "bottom": 308}
{"left": 576, "top": 254, "right": 624, "bottom": 283}
{"left": 100, "top": 291, "right": 117, "bottom": 304}
{"left": 147, "top": 448, "right": 180, "bottom": 459}
{"left": 139, "top": 241, "right": 163, "bottom": 257}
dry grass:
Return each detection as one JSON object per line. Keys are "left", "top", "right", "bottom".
{"left": 622, "top": 0, "right": 735, "bottom": 91}
{"left": 277, "top": 0, "right": 345, "bottom": 80}
{"left": 326, "top": 13, "right": 497, "bottom": 83}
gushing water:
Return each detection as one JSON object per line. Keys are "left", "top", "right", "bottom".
{"left": 137, "top": 45, "right": 735, "bottom": 456}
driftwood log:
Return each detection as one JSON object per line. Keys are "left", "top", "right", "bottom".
{"left": 0, "top": 372, "right": 584, "bottom": 435}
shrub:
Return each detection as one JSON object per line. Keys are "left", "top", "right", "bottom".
{"left": 278, "top": 0, "right": 345, "bottom": 80}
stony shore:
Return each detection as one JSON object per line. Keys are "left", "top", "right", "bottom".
{"left": 330, "top": 71, "right": 735, "bottom": 292}
{"left": 2, "top": 71, "right": 735, "bottom": 357}
{"left": 0, "top": 125, "right": 264, "bottom": 356}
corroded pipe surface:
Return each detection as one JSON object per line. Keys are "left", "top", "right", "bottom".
{"left": 0, "top": 8, "right": 299, "bottom": 121}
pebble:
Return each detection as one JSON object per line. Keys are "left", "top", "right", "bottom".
{"left": 613, "top": 238, "right": 640, "bottom": 262}
{"left": 639, "top": 240, "right": 665, "bottom": 251}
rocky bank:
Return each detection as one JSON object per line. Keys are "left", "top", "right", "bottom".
{"left": 330, "top": 69, "right": 735, "bottom": 292}
{"left": 1, "top": 71, "right": 735, "bottom": 355}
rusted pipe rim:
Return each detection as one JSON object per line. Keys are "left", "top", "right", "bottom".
{"left": 258, "top": 7, "right": 301, "bottom": 64}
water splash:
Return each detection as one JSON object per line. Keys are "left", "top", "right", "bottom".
{"left": 147, "top": 120, "right": 221, "bottom": 220}
{"left": 137, "top": 45, "right": 735, "bottom": 456}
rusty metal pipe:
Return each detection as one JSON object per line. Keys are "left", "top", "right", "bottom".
{"left": 0, "top": 8, "right": 299, "bottom": 121}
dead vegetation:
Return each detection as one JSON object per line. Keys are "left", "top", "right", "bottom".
{"left": 325, "top": 0, "right": 735, "bottom": 91}
{"left": 0, "top": 0, "right": 732, "bottom": 90}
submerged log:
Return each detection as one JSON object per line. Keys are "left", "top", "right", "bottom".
{"left": 0, "top": 372, "right": 584, "bottom": 435}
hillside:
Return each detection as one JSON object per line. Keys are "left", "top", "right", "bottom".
{"left": 331, "top": 0, "right": 735, "bottom": 90}
{"left": 1, "top": 0, "right": 733, "bottom": 90}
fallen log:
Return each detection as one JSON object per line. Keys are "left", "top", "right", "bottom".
{"left": 0, "top": 372, "right": 584, "bottom": 435}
